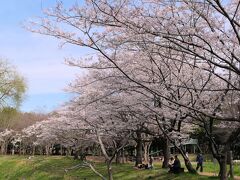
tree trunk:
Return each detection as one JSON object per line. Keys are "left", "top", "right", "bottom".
{"left": 32, "top": 145, "right": 35, "bottom": 156}
{"left": 50, "top": 144, "right": 54, "bottom": 155}
{"left": 1, "top": 142, "right": 5, "bottom": 155}
{"left": 179, "top": 146, "right": 196, "bottom": 173}
{"left": 19, "top": 142, "right": 21, "bottom": 155}
{"left": 115, "top": 151, "right": 121, "bottom": 164}
{"left": 60, "top": 145, "right": 63, "bottom": 156}
{"left": 1, "top": 141, "right": 8, "bottom": 155}
{"left": 162, "top": 137, "right": 170, "bottom": 168}
{"left": 5, "top": 143, "right": 8, "bottom": 155}
{"left": 107, "top": 161, "right": 113, "bottom": 180}
{"left": 135, "top": 131, "right": 142, "bottom": 166}
{"left": 22, "top": 148, "right": 26, "bottom": 155}
{"left": 218, "top": 153, "right": 227, "bottom": 180}
{"left": 121, "top": 148, "right": 125, "bottom": 163}
{"left": 228, "top": 151, "right": 234, "bottom": 178}
{"left": 97, "top": 131, "right": 114, "bottom": 180}
{"left": 39, "top": 147, "right": 43, "bottom": 155}
{"left": 143, "top": 141, "right": 152, "bottom": 164}
{"left": 184, "top": 158, "right": 196, "bottom": 173}
{"left": 65, "top": 147, "right": 69, "bottom": 156}
{"left": 45, "top": 145, "right": 49, "bottom": 156}
{"left": 143, "top": 143, "right": 148, "bottom": 164}
{"left": 74, "top": 150, "right": 80, "bottom": 160}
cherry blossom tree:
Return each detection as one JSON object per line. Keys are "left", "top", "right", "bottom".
{"left": 0, "top": 129, "right": 14, "bottom": 154}
{"left": 27, "top": 1, "right": 240, "bottom": 179}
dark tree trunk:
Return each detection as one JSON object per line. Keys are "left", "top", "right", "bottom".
{"left": 135, "top": 131, "right": 143, "bottom": 166}
{"left": 32, "top": 145, "right": 35, "bottom": 156}
{"left": 121, "top": 148, "right": 125, "bottom": 163}
{"left": 1, "top": 142, "right": 5, "bottom": 155}
{"left": 162, "top": 137, "right": 170, "bottom": 168}
{"left": 65, "top": 147, "right": 70, "bottom": 156}
{"left": 184, "top": 158, "right": 196, "bottom": 173}
{"left": 60, "top": 145, "right": 63, "bottom": 156}
{"left": 228, "top": 151, "right": 234, "bottom": 178}
{"left": 115, "top": 150, "right": 121, "bottom": 164}
{"left": 107, "top": 161, "right": 113, "bottom": 180}
{"left": 218, "top": 153, "right": 227, "bottom": 180}
{"left": 179, "top": 146, "right": 196, "bottom": 173}
{"left": 19, "top": 142, "right": 21, "bottom": 155}
{"left": 74, "top": 150, "right": 80, "bottom": 160}
{"left": 45, "top": 145, "right": 49, "bottom": 156}
{"left": 22, "top": 148, "right": 26, "bottom": 155}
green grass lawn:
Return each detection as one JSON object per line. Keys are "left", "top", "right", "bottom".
{"left": 0, "top": 155, "right": 235, "bottom": 180}
{"left": 198, "top": 161, "right": 240, "bottom": 176}
{"left": 179, "top": 155, "right": 240, "bottom": 177}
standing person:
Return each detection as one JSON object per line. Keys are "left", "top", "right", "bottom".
{"left": 149, "top": 155, "right": 154, "bottom": 169}
{"left": 196, "top": 153, "right": 203, "bottom": 172}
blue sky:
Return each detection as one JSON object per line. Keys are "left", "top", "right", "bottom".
{"left": 0, "top": 0, "right": 85, "bottom": 112}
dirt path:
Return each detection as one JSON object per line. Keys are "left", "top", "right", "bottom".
{"left": 199, "top": 172, "right": 240, "bottom": 180}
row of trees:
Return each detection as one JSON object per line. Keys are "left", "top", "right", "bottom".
{"left": 0, "top": 59, "right": 28, "bottom": 155}
{"left": 0, "top": 111, "right": 47, "bottom": 155}
{"left": 23, "top": 1, "right": 240, "bottom": 180}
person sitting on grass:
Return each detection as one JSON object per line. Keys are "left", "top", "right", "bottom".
{"left": 137, "top": 164, "right": 143, "bottom": 169}
{"left": 137, "top": 163, "right": 148, "bottom": 169}
{"left": 169, "top": 155, "right": 181, "bottom": 173}
{"left": 136, "top": 155, "right": 154, "bottom": 170}
{"left": 168, "top": 157, "right": 174, "bottom": 168}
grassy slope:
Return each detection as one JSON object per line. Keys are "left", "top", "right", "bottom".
{"left": 0, "top": 155, "right": 233, "bottom": 180}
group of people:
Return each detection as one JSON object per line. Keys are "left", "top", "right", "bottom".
{"left": 168, "top": 155, "right": 182, "bottom": 173}
{"left": 136, "top": 153, "right": 204, "bottom": 173}
{"left": 168, "top": 153, "right": 204, "bottom": 173}
{"left": 137, "top": 155, "right": 154, "bottom": 169}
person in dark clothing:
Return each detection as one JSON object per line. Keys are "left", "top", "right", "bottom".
{"left": 196, "top": 153, "right": 203, "bottom": 172}
{"left": 169, "top": 155, "right": 181, "bottom": 173}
